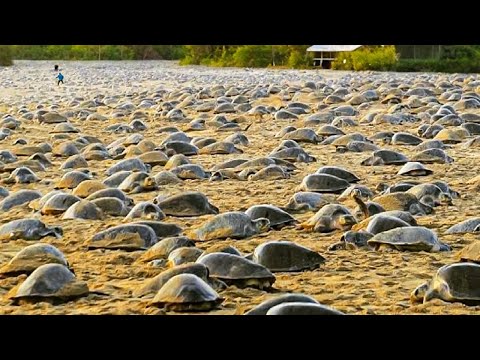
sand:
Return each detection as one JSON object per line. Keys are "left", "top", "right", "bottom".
{"left": 0, "top": 61, "right": 479, "bottom": 314}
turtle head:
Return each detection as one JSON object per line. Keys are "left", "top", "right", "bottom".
{"left": 209, "top": 171, "right": 224, "bottom": 182}
{"left": 410, "top": 282, "right": 430, "bottom": 304}
{"left": 254, "top": 218, "right": 270, "bottom": 233}
{"left": 439, "top": 192, "right": 453, "bottom": 206}
{"left": 144, "top": 176, "right": 157, "bottom": 189}
{"left": 341, "top": 230, "right": 373, "bottom": 250}
{"left": 313, "top": 216, "right": 333, "bottom": 233}
{"left": 335, "top": 146, "right": 348, "bottom": 154}
{"left": 474, "top": 224, "right": 480, "bottom": 233}
{"left": 375, "top": 182, "right": 390, "bottom": 194}
{"left": 338, "top": 214, "right": 357, "bottom": 230}
{"left": 49, "top": 226, "right": 64, "bottom": 239}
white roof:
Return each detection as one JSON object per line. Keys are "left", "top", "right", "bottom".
{"left": 307, "top": 45, "right": 362, "bottom": 52}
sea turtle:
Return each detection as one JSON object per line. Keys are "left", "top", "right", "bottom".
{"left": 154, "top": 171, "right": 183, "bottom": 185}
{"left": 167, "top": 247, "right": 204, "bottom": 267}
{"left": 245, "top": 204, "right": 297, "bottom": 229}
{"left": 133, "top": 263, "right": 212, "bottom": 298}
{"left": 296, "top": 174, "right": 350, "bottom": 193}
{"left": 118, "top": 172, "right": 158, "bottom": 194}
{"left": 138, "top": 236, "right": 196, "bottom": 263}
{"left": 337, "top": 184, "right": 374, "bottom": 202}
{"left": 431, "top": 180, "right": 460, "bottom": 199}
{"left": 0, "top": 219, "right": 62, "bottom": 241}
{"left": 8, "top": 264, "right": 89, "bottom": 304}
{"left": 391, "top": 132, "right": 423, "bottom": 146}
{"left": 164, "top": 154, "right": 191, "bottom": 170}
{"left": 3, "top": 167, "right": 40, "bottom": 184}
{"left": 90, "top": 197, "right": 130, "bottom": 216}
{"left": 411, "top": 149, "right": 453, "bottom": 164}
{"left": 244, "top": 294, "right": 320, "bottom": 315}
{"left": 299, "top": 204, "right": 356, "bottom": 233}
{"left": 55, "top": 170, "right": 93, "bottom": 189}
{"left": 361, "top": 150, "right": 409, "bottom": 166}
{"left": 282, "top": 128, "right": 322, "bottom": 144}
{"left": 367, "top": 226, "right": 451, "bottom": 252}
{"left": 160, "top": 141, "right": 199, "bottom": 156}
{"left": 105, "top": 158, "right": 149, "bottom": 176}
{"left": 138, "top": 151, "right": 169, "bottom": 167}
{"left": 247, "top": 165, "right": 291, "bottom": 180}
{"left": 397, "top": 162, "right": 433, "bottom": 176}
{"left": 197, "top": 244, "right": 242, "bottom": 260}
{"left": 154, "top": 192, "right": 219, "bottom": 217}
{"left": 252, "top": 241, "right": 325, "bottom": 272}
{"left": 458, "top": 242, "right": 480, "bottom": 264}
{"left": 0, "top": 190, "right": 42, "bottom": 212}
{"left": 284, "top": 192, "right": 332, "bottom": 212}
{"left": 198, "top": 142, "right": 242, "bottom": 155}
{"left": 406, "top": 183, "right": 452, "bottom": 206}
{"left": 62, "top": 200, "right": 105, "bottom": 220}
{"left": 150, "top": 273, "right": 224, "bottom": 312}
{"left": 52, "top": 142, "right": 80, "bottom": 157}
{"left": 196, "top": 252, "right": 275, "bottom": 289}
{"left": 170, "top": 164, "right": 210, "bottom": 180}
{"left": 410, "top": 263, "right": 480, "bottom": 305}
{"left": 60, "top": 154, "right": 88, "bottom": 170}
{"left": 372, "top": 192, "right": 433, "bottom": 215}
{"left": 123, "top": 201, "right": 165, "bottom": 221}
{"left": 0, "top": 243, "right": 68, "bottom": 277}
{"left": 335, "top": 140, "right": 380, "bottom": 153}
{"left": 212, "top": 158, "right": 249, "bottom": 171}
{"left": 41, "top": 193, "right": 81, "bottom": 215}
{"left": 224, "top": 133, "right": 249, "bottom": 146}
{"left": 190, "top": 137, "right": 217, "bottom": 149}
{"left": 85, "top": 188, "right": 133, "bottom": 206}
{"left": 0, "top": 187, "right": 9, "bottom": 198}
{"left": 86, "top": 224, "right": 157, "bottom": 250}
{"left": 72, "top": 180, "right": 107, "bottom": 198}
{"left": 414, "top": 140, "right": 448, "bottom": 151}
{"left": 445, "top": 218, "right": 480, "bottom": 234}
{"left": 187, "top": 212, "right": 270, "bottom": 241}
{"left": 266, "top": 302, "right": 345, "bottom": 315}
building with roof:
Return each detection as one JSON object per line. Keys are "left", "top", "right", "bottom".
{"left": 307, "top": 45, "right": 362, "bottom": 68}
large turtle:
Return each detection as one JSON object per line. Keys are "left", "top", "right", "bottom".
{"left": 245, "top": 205, "right": 297, "bottom": 229}
{"left": 186, "top": 212, "right": 270, "bottom": 241}
{"left": 62, "top": 200, "right": 105, "bottom": 220}
{"left": 196, "top": 252, "right": 275, "bottom": 289}
{"left": 299, "top": 204, "right": 356, "bottom": 233}
{"left": 361, "top": 150, "right": 409, "bottom": 166}
{"left": 3, "top": 167, "right": 40, "bottom": 184}
{"left": 132, "top": 221, "right": 183, "bottom": 239}
{"left": 150, "top": 274, "right": 224, "bottom": 312}
{"left": 269, "top": 148, "right": 316, "bottom": 163}
{"left": 0, "top": 219, "right": 62, "bottom": 241}
{"left": 244, "top": 294, "right": 320, "bottom": 315}
{"left": 411, "top": 263, "right": 480, "bottom": 305}
{"left": 0, "top": 244, "right": 68, "bottom": 277}
{"left": 118, "top": 172, "right": 158, "bottom": 194}
{"left": 123, "top": 201, "right": 165, "bottom": 222}
{"left": 164, "top": 154, "right": 191, "bottom": 170}
{"left": 296, "top": 174, "right": 350, "bottom": 193}
{"left": 367, "top": 227, "right": 451, "bottom": 252}
{"left": 72, "top": 180, "right": 107, "bottom": 198}
{"left": 86, "top": 224, "right": 157, "bottom": 250}
{"left": 458, "top": 242, "right": 480, "bottom": 264}
{"left": 445, "top": 218, "right": 480, "bottom": 234}
{"left": 406, "top": 183, "right": 452, "bottom": 206}
{"left": 372, "top": 192, "right": 433, "bottom": 215}
{"left": 154, "top": 171, "right": 183, "bottom": 185}
{"left": 133, "top": 263, "right": 211, "bottom": 298}
{"left": 41, "top": 193, "right": 82, "bottom": 215}
{"left": 91, "top": 197, "right": 130, "bottom": 216}
{"left": 252, "top": 241, "right": 325, "bottom": 272}
{"left": 0, "top": 190, "right": 42, "bottom": 212}
{"left": 105, "top": 158, "right": 149, "bottom": 176}
{"left": 154, "top": 192, "right": 219, "bottom": 217}
{"left": 85, "top": 188, "right": 133, "bottom": 205}
{"left": 266, "top": 302, "right": 345, "bottom": 315}
{"left": 167, "top": 247, "right": 204, "bottom": 267}
{"left": 284, "top": 192, "right": 332, "bottom": 212}
{"left": 55, "top": 170, "right": 93, "bottom": 189}
{"left": 138, "top": 236, "right": 196, "bottom": 263}
{"left": 316, "top": 166, "right": 360, "bottom": 183}
{"left": 102, "top": 170, "right": 133, "bottom": 188}
{"left": 9, "top": 264, "right": 89, "bottom": 304}
{"left": 247, "top": 165, "right": 291, "bottom": 181}
{"left": 397, "top": 162, "right": 433, "bottom": 176}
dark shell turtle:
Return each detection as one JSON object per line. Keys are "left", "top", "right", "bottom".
{"left": 133, "top": 263, "right": 210, "bottom": 298}
{"left": 247, "top": 165, "right": 291, "bottom": 180}
{"left": 161, "top": 141, "right": 199, "bottom": 156}
{"left": 367, "top": 226, "right": 450, "bottom": 252}
{"left": 105, "top": 158, "right": 149, "bottom": 176}
{"left": 212, "top": 158, "right": 249, "bottom": 171}
{"left": 167, "top": 247, "right": 204, "bottom": 267}
{"left": 0, "top": 190, "right": 42, "bottom": 212}
{"left": 284, "top": 192, "right": 332, "bottom": 212}
{"left": 132, "top": 221, "right": 183, "bottom": 239}
{"left": 197, "top": 252, "right": 275, "bottom": 290}
{"left": 55, "top": 170, "right": 93, "bottom": 189}
{"left": 9, "top": 264, "right": 89, "bottom": 304}
{"left": 406, "top": 184, "right": 452, "bottom": 206}
{"left": 62, "top": 200, "right": 105, "bottom": 220}
{"left": 411, "top": 149, "right": 453, "bottom": 164}
{"left": 3, "top": 167, "right": 40, "bottom": 184}
{"left": 198, "top": 142, "right": 242, "bottom": 155}
{"left": 0, "top": 219, "right": 62, "bottom": 241}
{"left": 252, "top": 241, "right": 325, "bottom": 272}
{"left": 186, "top": 212, "right": 270, "bottom": 241}
{"left": 299, "top": 204, "right": 356, "bottom": 233}
{"left": 245, "top": 204, "right": 297, "bottom": 229}
{"left": 138, "top": 236, "right": 195, "bottom": 263}
{"left": 91, "top": 197, "right": 130, "bottom": 216}
{"left": 86, "top": 224, "right": 157, "bottom": 250}
{"left": 85, "top": 188, "right": 133, "bottom": 205}
{"left": 170, "top": 164, "right": 210, "bottom": 180}
{"left": 411, "top": 263, "right": 480, "bottom": 305}
{"left": 138, "top": 151, "right": 169, "bottom": 167}
{"left": 123, "top": 201, "right": 165, "bottom": 221}
{"left": 150, "top": 274, "right": 224, "bottom": 312}
{"left": 154, "top": 192, "right": 219, "bottom": 217}
{"left": 296, "top": 174, "right": 350, "bottom": 193}
{"left": 41, "top": 193, "right": 81, "bottom": 215}
{"left": 154, "top": 171, "right": 183, "bottom": 185}
{"left": 372, "top": 192, "right": 433, "bottom": 215}
{"left": 266, "top": 302, "right": 344, "bottom": 315}
{"left": 60, "top": 154, "right": 88, "bottom": 170}
{"left": 269, "top": 148, "right": 316, "bottom": 163}
{"left": 445, "top": 218, "right": 480, "bottom": 234}
{"left": 244, "top": 293, "right": 319, "bottom": 315}
{"left": 431, "top": 180, "right": 460, "bottom": 199}
{"left": 103, "top": 171, "right": 133, "bottom": 188}
{"left": 361, "top": 150, "right": 409, "bottom": 166}
{"left": 391, "top": 132, "right": 423, "bottom": 145}
{"left": 164, "top": 154, "right": 191, "bottom": 170}
{"left": 0, "top": 244, "right": 68, "bottom": 277}
{"left": 118, "top": 172, "right": 157, "bottom": 194}
{"left": 282, "top": 128, "right": 322, "bottom": 144}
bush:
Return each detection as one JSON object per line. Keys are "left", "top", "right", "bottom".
{"left": 232, "top": 46, "right": 272, "bottom": 67}
{"left": 332, "top": 46, "right": 398, "bottom": 71}
{"left": 395, "top": 58, "right": 480, "bottom": 73}
{"left": 0, "top": 46, "right": 13, "bottom": 66}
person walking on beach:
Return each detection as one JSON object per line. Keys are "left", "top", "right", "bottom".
{"left": 56, "top": 72, "right": 64, "bottom": 86}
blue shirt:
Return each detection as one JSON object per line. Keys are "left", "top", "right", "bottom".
{"left": 57, "top": 73, "right": 64, "bottom": 80}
